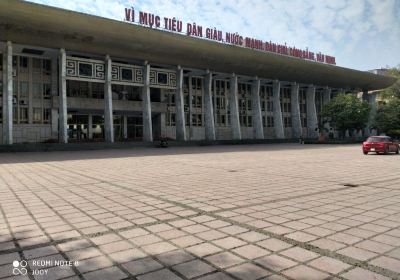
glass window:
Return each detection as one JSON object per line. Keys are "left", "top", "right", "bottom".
{"left": 33, "top": 58, "right": 42, "bottom": 72}
{"left": 157, "top": 73, "right": 168, "bottom": 85}
{"left": 43, "top": 84, "right": 51, "bottom": 99}
{"left": 43, "top": 108, "right": 51, "bottom": 124}
{"left": 19, "top": 56, "right": 29, "bottom": 71}
{"left": 33, "top": 83, "right": 42, "bottom": 99}
{"left": 33, "top": 108, "right": 42, "bottom": 124}
{"left": 92, "top": 82, "right": 104, "bottom": 99}
{"left": 78, "top": 63, "right": 93, "bottom": 77}
{"left": 19, "top": 107, "right": 28, "bottom": 123}
{"left": 19, "top": 82, "right": 29, "bottom": 101}
{"left": 121, "top": 68, "right": 133, "bottom": 81}
{"left": 43, "top": 59, "right": 51, "bottom": 75}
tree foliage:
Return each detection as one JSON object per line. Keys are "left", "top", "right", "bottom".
{"left": 379, "top": 66, "right": 400, "bottom": 100}
{"left": 375, "top": 98, "right": 400, "bottom": 137}
{"left": 321, "top": 94, "right": 370, "bottom": 134}
{"left": 374, "top": 66, "right": 400, "bottom": 137}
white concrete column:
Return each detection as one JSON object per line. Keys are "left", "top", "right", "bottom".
{"left": 50, "top": 57, "right": 58, "bottom": 139}
{"left": 142, "top": 63, "right": 153, "bottom": 142}
{"left": 322, "top": 87, "right": 331, "bottom": 105}
{"left": 175, "top": 66, "right": 186, "bottom": 141}
{"left": 2, "top": 41, "right": 13, "bottom": 144}
{"left": 272, "top": 80, "right": 284, "bottom": 139}
{"left": 322, "top": 87, "right": 331, "bottom": 133}
{"left": 58, "top": 49, "right": 68, "bottom": 143}
{"left": 104, "top": 55, "right": 114, "bottom": 143}
{"left": 188, "top": 75, "right": 193, "bottom": 140}
{"left": 203, "top": 71, "right": 216, "bottom": 140}
{"left": 229, "top": 74, "right": 241, "bottom": 140}
{"left": 123, "top": 115, "right": 128, "bottom": 139}
{"left": 290, "top": 83, "right": 302, "bottom": 138}
{"left": 88, "top": 114, "right": 93, "bottom": 139}
{"left": 306, "top": 84, "right": 318, "bottom": 138}
{"left": 251, "top": 78, "right": 264, "bottom": 139}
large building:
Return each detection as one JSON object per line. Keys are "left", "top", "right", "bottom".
{"left": 0, "top": 0, "right": 396, "bottom": 145}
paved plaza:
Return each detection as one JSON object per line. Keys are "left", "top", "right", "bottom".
{"left": 0, "top": 144, "right": 399, "bottom": 280}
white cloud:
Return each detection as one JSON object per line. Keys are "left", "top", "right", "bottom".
{"left": 27, "top": 0, "right": 400, "bottom": 70}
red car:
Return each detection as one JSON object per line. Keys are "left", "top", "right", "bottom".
{"left": 362, "top": 136, "right": 399, "bottom": 155}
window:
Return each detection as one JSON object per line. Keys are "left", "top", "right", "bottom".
{"left": 299, "top": 88, "right": 307, "bottom": 127}
{"left": 214, "top": 80, "right": 229, "bottom": 126}
{"left": 284, "top": 116, "right": 292, "bottom": 128}
{"left": 112, "top": 84, "right": 124, "bottom": 100}
{"left": 157, "top": 73, "right": 168, "bottom": 85}
{"left": 33, "top": 58, "right": 42, "bottom": 73}
{"left": 166, "top": 112, "right": 176, "bottom": 126}
{"left": 33, "top": 108, "right": 42, "bottom": 124}
{"left": 43, "top": 108, "right": 51, "bottom": 124}
{"left": 238, "top": 83, "right": 251, "bottom": 127}
{"left": 33, "top": 83, "right": 42, "bottom": 99}
{"left": 92, "top": 82, "right": 104, "bottom": 99}
{"left": 67, "top": 80, "right": 90, "bottom": 98}
{"left": 78, "top": 63, "right": 93, "bottom": 77}
{"left": 43, "top": 84, "right": 51, "bottom": 99}
{"left": 43, "top": 59, "right": 51, "bottom": 75}
{"left": 125, "top": 86, "right": 141, "bottom": 101}
{"left": 19, "top": 82, "right": 29, "bottom": 103}
{"left": 19, "top": 56, "right": 29, "bottom": 72}
{"left": 19, "top": 107, "right": 28, "bottom": 123}
{"left": 267, "top": 116, "right": 274, "bottom": 127}
{"left": 121, "top": 68, "right": 133, "bottom": 81}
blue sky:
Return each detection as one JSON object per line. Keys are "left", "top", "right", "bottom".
{"left": 28, "top": 0, "right": 400, "bottom": 71}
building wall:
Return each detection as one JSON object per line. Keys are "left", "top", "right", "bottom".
{"left": 13, "top": 124, "right": 52, "bottom": 143}
{"left": 216, "top": 127, "right": 231, "bottom": 140}
{"left": 240, "top": 127, "right": 253, "bottom": 140}
{"left": 264, "top": 128, "right": 275, "bottom": 139}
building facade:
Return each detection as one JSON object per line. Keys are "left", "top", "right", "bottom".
{"left": 0, "top": 1, "right": 396, "bottom": 145}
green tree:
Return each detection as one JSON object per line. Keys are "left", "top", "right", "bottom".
{"left": 321, "top": 94, "right": 370, "bottom": 137}
{"left": 379, "top": 66, "right": 400, "bottom": 100}
{"left": 374, "top": 98, "right": 400, "bottom": 137}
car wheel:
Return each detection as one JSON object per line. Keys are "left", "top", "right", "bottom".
{"left": 363, "top": 151, "right": 368, "bottom": 155}
{"left": 384, "top": 146, "right": 389, "bottom": 155}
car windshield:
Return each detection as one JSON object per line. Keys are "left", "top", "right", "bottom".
{"left": 366, "top": 137, "right": 390, "bottom": 143}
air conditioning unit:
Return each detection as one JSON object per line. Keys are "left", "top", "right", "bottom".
{"left": 20, "top": 100, "right": 27, "bottom": 105}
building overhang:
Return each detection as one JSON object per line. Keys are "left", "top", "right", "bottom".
{"left": 0, "top": 0, "right": 397, "bottom": 91}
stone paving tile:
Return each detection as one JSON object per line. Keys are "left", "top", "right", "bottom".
{"left": 137, "top": 268, "right": 183, "bottom": 280}
{"left": 156, "top": 250, "right": 195, "bottom": 266}
{"left": 308, "top": 256, "right": 351, "bottom": 274}
{"left": 226, "top": 262, "right": 271, "bottom": 280}
{"left": 341, "top": 267, "right": 392, "bottom": 280}
{"left": 255, "top": 254, "right": 298, "bottom": 272}
{"left": 283, "top": 265, "right": 331, "bottom": 280}
{"left": 232, "top": 244, "right": 270, "bottom": 259}
{"left": 205, "top": 252, "right": 244, "bottom": 268}
{"left": 121, "top": 256, "right": 163, "bottom": 275}
{"left": 1, "top": 145, "right": 399, "bottom": 280}
{"left": 173, "top": 259, "right": 216, "bottom": 279}
{"left": 369, "top": 256, "right": 400, "bottom": 273}
{"left": 280, "top": 246, "right": 320, "bottom": 262}
{"left": 82, "top": 266, "right": 127, "bottom": 280}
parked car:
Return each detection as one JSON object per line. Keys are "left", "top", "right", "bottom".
{"left": 362, "top": 136, "right": 399, "bottom": 155}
